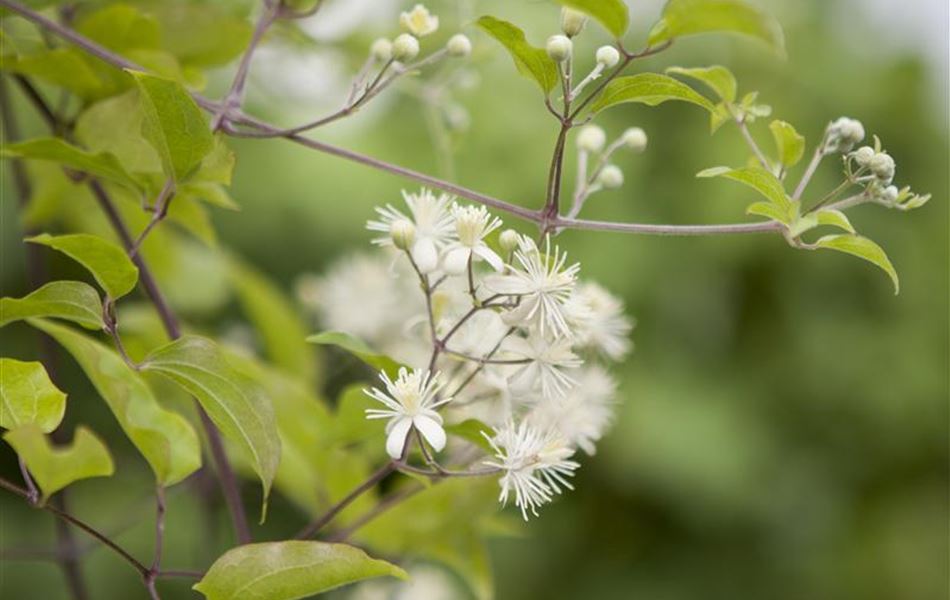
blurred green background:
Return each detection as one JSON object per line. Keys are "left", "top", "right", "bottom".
{"left": 1, "top": 0, "right": 947, "bottom": 598}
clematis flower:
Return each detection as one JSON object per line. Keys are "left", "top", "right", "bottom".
{"left": 504, "top": 334, "right": 582, "bottom": 400}
{"left": 367, "top": 188, "right": 455, "bottom": 273}
{"left": 399, "top": 4, "right": 439, "bottom": 37}
{"left": 443, "top": 204, "right": 504, "bottom": 274}
{"left": 364, "top": 367, "right": 451, "bottom": 458}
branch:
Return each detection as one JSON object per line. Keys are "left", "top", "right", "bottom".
{"left": 294, "top": 462, "right": 396, "bottom": 540}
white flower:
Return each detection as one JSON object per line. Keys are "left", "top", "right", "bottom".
{"left": 399, "top": 4, "right": 439, "bottom": 37}
{"left": 504, "top": 334, "right": 581, "bottom": 400}
{"left": 565, "top": 282, "right": 633, "bottom": 360}
{"left": 364, "top": 368, "right": 451, "bottom": 458}
{"left": 560, "top": 7, "right": 588, "bottom": 37}
{"left": 483, "top": 421, "right": 579, "bottom": 520}
{"left": 528, "top": 366, "right": 616, "bottom": 455}
{"left": 367, "top": 188, "right": 455, "bottom": 272}
{"left": 443, "top": 204, "right": 504, "bottom": 274}
{"left": 486, "top": 236, "right": 580, "bottom": 339}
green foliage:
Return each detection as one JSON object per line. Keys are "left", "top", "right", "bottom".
{"left": 129, "top": 70, "right": 214, "bottom": 181}
{"left": 141, "top": 336, "right": 281, "bottom": 510}
{"left": 1, "top": 48, "right": 106, "bottom": 100}
{"left": 149, "top": 2, "right": 253, "bottom": 69}
{"left": 666, "top": 65, "right": 738, "bottom": 103}
{"left": 30, "top": 319, "right": 201, "bottom": 486}
{"left": 0, "top": 281, "right": 104, "bottom": 330}
{"left": 26, "top": 233, "right": 139, "bottom": 299}
{"left": 552, "top": 0, "right": 629, "bottom": 38}
{"left": 476, "top": 16, "right": 559, "bottom": 94}
{"left": 0, "top": 359, "right": 67, "bottom": 433}
{"left": 590, "top": 73, "right": 715, "bottom": 114}
{"left": 307, "top": 331, "right": 406, "bottom": 379}
{"left": 445, "top": 418, "right": 495, "bottom": 454}
{"left": 814, "top": 234, "right": 900, "bottom": 294}
{"left": 769, "top": 120, "right": 806, "bottom": 168}
{"left": 75, "top": 90, "right": 161, "bottom": 175}
{"left": 648, "top": 0, "right": 786, "bottom": 56}
{"left": 193, "top": 541, "right": 408, "bottom": 600}
{"left": 4, "top": 424, "right": 114, "bottom": 502}
{"left": 75, "top": 3, "right": 160, "bottom": 53}
{"left": 697, "top": 166, "right": 793, "bottom": 220}
{"left": 1, "top": 137, "right": 142, "bottom": 192}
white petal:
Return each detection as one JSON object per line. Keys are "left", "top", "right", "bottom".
{"left": 412, "top": 238, "right": 439, "bottom": 273}
{"left": 508, "top": 363, "right": 539, "bottom": 396}
{"left": 443, "top": 247, "right": 470, "bottom": 275}
{"left": 484, "top": 274, "right": 531, "bottom": 295}
{"left": 475, "top": 245, "right": 505, "bottom": 272}
{"left": 414, "top": 415, "right": 447, "bottom": 452}
{"left": 385, "top": 417, "right": 413, "bottom": 459}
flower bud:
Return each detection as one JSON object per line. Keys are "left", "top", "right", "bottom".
{"left": 370, "top": 38, "right": 393, "bottom": 61}
{"left": 595, "top": 46, "right": 620, "bottom": 68}
{"left": 882, "top": 185, "right": 899, "bottom": 203}
{"left": 869, "top": 152, "right": 895, "bottom": 182}
{"left": 598, "top": 165, "right": 624, "bottom": 189}
{"left": 852, "top": 145, "right": 875, "bottom": 167}
{"left": 546, "top": 35, "right": 572, "bottom": 62}
{"left": 390, "top": 219, "right": 416, "bottom": 250}
{"left": 560, "top": 8, "right": 588, "bottom": 37}
{"left": 827, "top": 116, "right": 865, "bottom": 152}
{"left": 392, "top": 33, "right": 420, "bottom": 62}
{"left": 399, "top": 4, "right": 439, "bottom": 37}
{"left": 499, "top": 229, "right": 520, "bottom": 254}
{"left": 620, "top": 127, "right": 648, "bottom": 152}
{"left": 576, "top": 124, "right": 606, "bottom": 153}
{"left": 446, "top": 33, "right": 472, "bottom": 57}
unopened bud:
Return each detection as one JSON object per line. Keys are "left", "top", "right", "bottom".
{"left": 852, "top": 145, "right": 875, "bottom": 167}
{"left": 390, "top": 219, "right": 416, "bottom": 250}
{"left": 392, "top": 33, "right": 420, "bottom": 61}
{"left": 576, "top": 124, "right": 606, "bottom": 153}
{"left": 370, "top": 38, "right": 393, "bottom": 61}
{"left": 560, "top": 7, "right": 588, "bottom": 37}
{"left": 882, "top": 185, "right": 899, "bottom": 203}
{"left": 595, "top": 45, "right": 620, "bottom": 68}
{"left": 446, "top": 33, "right": 472, "bottom": 57}
{"left": 621, "top": 127, "right": 648, "bottom": 152}
{"left": 499, "top": 229, "right": 520, "bottom": 254}
{"left": 598, "top": 165, "right": 624, "bottom": 189}
{"left": 869, "top": 152, "right": 896, "bottom": 182}
{"left": 546, "top": 35, "right": 572, "bottom": 62}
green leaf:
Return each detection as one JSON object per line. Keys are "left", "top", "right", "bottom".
{"left": 76, "top": 3, "right": 160, "bottom": 53}
{"left": 141, "top": 336, "right": 281, "bottom": 509}
{"left": 178, "top": 182, "right": 240, "bottom": 211}
{"left": 745, "top": 201, "right": 791, "bottom": 225}
{"left": 0, "top": 359, "right": 67, "bottom": 433}
{"left": 2, "top": 48, "right": 107, "bottom": 100}
{"left": 476, "top": 16, "right": 559, "bottom": 93}
{"left": 306, "top": 331, "right": 406, "bottom": 380}
{"left": 75, "top": 90, "right": 162, "bottom": 175}
{"left": 814, "top": 234, "right": 900, "bottom": 294}
{"left": 445, "top": 419, "right": 495, "bottom": 454}
{"left": 648, "top": 0, "right": 786, "bottom": 56}
{"left": 815, "top": 209, "right": 855, "bottom": 234}
{"left": 552, "top": 0, "right": 629, "bottom": 38}
{"left": 26, "top": 233, "right": 138, "bottom": 299}
{"left": 151, "top": 3, "right": 253, "bottom": 68}
{"left": 229, "top": 258, "right": 317, "bottom": 386}
{"left": 590, "top": 73, "right": 715, "bottom": 114}
{"left": 769, "top": 120, "right": 806, "bottom": 168}
{"left": 697, "top": 166, "right": 791, "bottom": 211}
{"left": 128, "top": 71, "right": 214, "bottom": 181}
{"left": 666, "top": 65, "right": 737, "bottom": 103}
{"left": 1, "top": 137, "right": 142, "bottom": 191}
{"left": 29, "top": 319, "right": 201, "bottom": 486}
{"left": 4, "top": 424, "right": 114, "bottom": 502}
{"left": 194, "top": 542, "right": 407, "bottom": 600}
{"left": 1, "top": 281, "right": 104, "bottom": 330}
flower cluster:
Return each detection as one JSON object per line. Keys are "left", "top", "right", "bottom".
{"left": 300, "top": 188, "right": 634, "bottom": 519}
{"left": 847, "top": 135, "right": 931, "bottom": 211}
{"left": 369, "top": 4, "right": 471, "bottom": 64}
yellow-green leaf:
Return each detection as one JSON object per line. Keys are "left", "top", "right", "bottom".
{"left": 476, "top": 16, "right": 559, "bottom": 93}
{"left": 666, "top": 65, "right": 737, "bottom": 103}
{"left": 306, "top": 331, "right": 406, "bottom": 380}
{"left": 769, "top": 120, "right": 806, "bottom": 168}
{"left": 590, "top": 73, "right": 715, "bottom": 114}
{"left": 141, "top": 336, "right": 281, "bottom": 511}
{"left": 26, "top": 233, "right": 139, "bottom": 299}
{"left": 0, "top": 359, "right": 67, "bottom": 433}
{"left": 0, "top": 137, "right": 142, "bottom": 191}
{"left": 745, "top": 201, "right": 792, "bottom": 225}
{"left": 1, "top": 281, "right": 104, "bottom": 330}
{"left": 814, "top": 234, "right": 900, "bottom": 294}
{"left": 552, "top": 0, "right": 629, "bottom": 38}
{"left": 30, "top": 319, "right": 201, "bottom": 486}
{"left": 4, "top": 424, "right": 113, "bottom": 502}
{"left": 815, "top": 209, "right": 855, "bottom": 234}
{"left": 649, "top": 0, "right": 785, "bottom": 56}
{"left": 697, "top": 166, "right": 791, "bottom": 211}
{"left": 193, "top": 541, "right": 408, "bottom": 600}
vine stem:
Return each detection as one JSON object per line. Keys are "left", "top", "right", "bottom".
{"left": 294, "top": 462, "right": 396, "bottom": 540}
{"left": 0, "top": 0, "right": 790, "bottom": 239}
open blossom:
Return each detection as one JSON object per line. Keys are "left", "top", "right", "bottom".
{"left": 443, "top": 204, "right": 504, "bottom": 274}
{"left": 399, "top": 4, "right": 439, "bottom": 37}
{"left": 367, "top": 188, "right": 454, "bottom": 272}
{"left": 528, "top": 366, "right": 616, "bottom": 455}
{"left": 483, "top": 420, "right": 579, "bottom": 520}
{"left": 364, "top": 368, "right": 451, "bottom": 458}
{"left": 504, "top": 334, "right": 582, "bottom": 400}
{"left": 566, "top": 282, "right": 634, "bottom": 361}
{"left": 486, "top": 236, "right": 580, "bottom": 338}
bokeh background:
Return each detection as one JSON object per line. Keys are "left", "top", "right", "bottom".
{"left": 1, "top": 0, "right": 947, "bottom": 598}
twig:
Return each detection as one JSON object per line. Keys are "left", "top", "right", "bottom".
{"left": 294, "top": 462, "right": 396, "bottom": 539}
{"left": 736, "top": 118, "right": 771, "bottom": 171}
